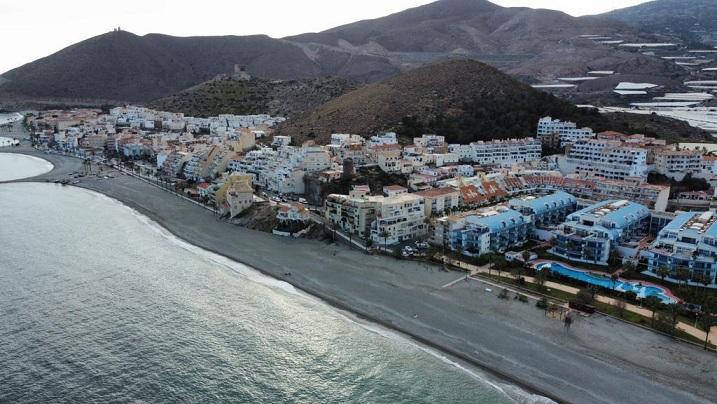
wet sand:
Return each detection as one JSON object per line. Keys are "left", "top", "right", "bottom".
{"left": 5, "top": 149, "right": 717, "bottom": 404}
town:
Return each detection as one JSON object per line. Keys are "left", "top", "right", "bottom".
{"left": 16, "top": 105, "right": 717, "bottom": 347}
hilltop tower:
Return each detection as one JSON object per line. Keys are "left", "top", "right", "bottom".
{"left": 233, "top": 64, "right": 251, "bottom": 81}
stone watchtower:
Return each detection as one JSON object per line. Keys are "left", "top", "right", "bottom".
{"left": 233, "top": 64, "right": 251, "bottom": 81}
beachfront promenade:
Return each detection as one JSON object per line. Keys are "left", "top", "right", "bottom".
{"left": 3, "top": 149, "right": 717, "bottom": 404}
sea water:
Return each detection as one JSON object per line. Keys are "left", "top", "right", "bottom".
{"left": 0, "top": 182, "right": 548, "bottom": 403}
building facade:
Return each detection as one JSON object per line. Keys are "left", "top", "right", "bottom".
{"left": 437, "top": 208, "right": 531, "bottom": 256}
{"left": 508, "top": 191, "right": 577, "bottom": 228}
{"left": 564, "top": 138, "right": 649, "bottom": 180}
{"left": 550, "top": 200, "right": 649, "bottom": 265}
{"left": 537, "top": 116, "right": 595, "bottom": 147}
{"left": 641, "top": 211, "right": 717, "bottom": 286}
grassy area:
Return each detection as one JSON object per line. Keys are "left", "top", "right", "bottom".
{"left": 476, "top": 272, "right": 574, "bottom": 301}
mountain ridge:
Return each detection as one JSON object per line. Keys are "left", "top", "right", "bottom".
{"left": 0, "top": 0, "right": 675, "bottom": 106}
{"left": 602, "top": 0, "right": 717, "bottom": 46}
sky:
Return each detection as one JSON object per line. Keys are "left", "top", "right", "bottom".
{"left": 0, "top": 0, "right": 651, "bottom": 74}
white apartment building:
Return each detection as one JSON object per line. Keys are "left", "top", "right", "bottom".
{"left": 564, "top": 138, "right": 649, "bottom": 180}
{"left": 414, "top": 134, "right": 447, "bottom": 150}
{"left": 325, "top": 189, "right": 427, "bottom": 245}
{"left": 460, "top": 138, "right": 542, "bottom": 167}
{"left": 369, "top": 132, "right": 398, "bottom": 147}
{"left": 537, "top": 117, "right": 594, "bottom": 147}
{"left": 228, "top": 145, "right": 330, "bottom": 194}
{"left": 432, "top": 153, "right": 460, "bottom": 167}
{"left": 416, "top": 187, "right": 461, "bottom": 216}
{"left": 374, "top": 144, "right": 403, "bottom": 173}
{"left": 300, "top": 146, "right": 332, "bottom": 172}
{"left": 370, "top": 193, "right": 427, "bottom": 245}
{"left": 447, "top": 144, "right": 474, "bottom": 162}
{"left": 654, "top": 149, "right": 703, "bottom": 180}
{"left": 331, "top": 133, "right": 364, "bottom": 145}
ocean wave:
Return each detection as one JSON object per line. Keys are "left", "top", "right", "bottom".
{"left": 334, "top": 307, "right": 555, "bottom": 404}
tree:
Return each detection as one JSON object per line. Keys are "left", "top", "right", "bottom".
{"left": 513, "top": 265, "right": 525, "bottom": 285}
{"left": 656, "top": 266, "right": 670, "bottom": 282}
{"left": 615, "top": 300, "right": 627, "bottom": 318}
{"left": 608, "top": 249, "right": 621, "bottom": 267}
{"left": 665, "top": 304, "right": 681, "bottom": 336}
{"left": 575, "top": 288, "right": 594, "bottom": 306}
{"left": 675, "top": 266, "right": 690, "bottom": 291}
{"left": 697, "top": 313, "right": 715, "bottom": 350}
{"left": 697, "top": 273, "right": 711, "bottom": 301}
{"left": 610, "top": 273, "right": 619, "bottom": 291}
{"left": 379, "top": 230, "right": 390, "bottom": 251}
{"left": 535, "top": 269, "right": 547, "bottom": 292}
{"left": 644, "top": 296, "right": 662, "bottom": 328}
{"left": 521, "top": 250, "right": 532, "bottom": 264}
{"left": 493, "top": 255, "right": 508, "bottom": 278}
{"left": 622, "top": 261, "right": 636, "bottom": 275}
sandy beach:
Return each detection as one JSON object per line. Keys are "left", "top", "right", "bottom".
{"left": 4, "top": 147, "right": 717, "bottom": 404}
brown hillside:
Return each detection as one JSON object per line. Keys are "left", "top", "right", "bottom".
{"left": 277, "top": 59, "right": 710, "bottom": 145}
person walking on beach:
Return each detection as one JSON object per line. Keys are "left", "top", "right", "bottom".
{"left": 564, "top": 310, "right": 573, "bottom": 331}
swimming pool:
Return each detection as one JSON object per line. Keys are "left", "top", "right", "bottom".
{"left": 535, "top": 261, "right": 679, "bottom": 304}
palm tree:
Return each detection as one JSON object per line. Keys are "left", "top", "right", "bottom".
{"left": 697, "top": 273, "right": 711, "bottom": 301}
{"left": 698, "top": 312, "right": 715, "bottom": 350}
{"left": 379, "top": 230, "right": 390, "bottom": 252}
{"left": 644, "top": 295, "right": 661, "bottom": 328}
{"left": 623, "top": 261, "right": 636, "bottom": 274}
{"left": 610, "top": 272, "right": 619, "bottom": 291}
{"left": 666, "top": 303, "right": 681, "bottom": 336}
{"left": 535, "top": 269, "right": 547, "bottom": 292}
{"left": 656, "top": 266, "right": 670, "bottom": 282}
{"left": 676, "top": 266, "right": 690, "bottom": 291}
{"left": 521, "top": 250, "right": 532, "bottom": 264}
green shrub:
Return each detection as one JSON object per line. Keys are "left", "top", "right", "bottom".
{"left": 536, "top": 296, "right": 549, "bottom": 309}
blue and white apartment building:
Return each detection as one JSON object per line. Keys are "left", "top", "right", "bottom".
{"left": 641, "top": 211, "right": 717, "bottom": 286}
{"left": 439, "top": 207, "right": 532, "bottom": 256}
{"left": 509, "top": 191, "right": 577, "bottom": 228}
{"left": 550, "top": 200, "right": 650, "bottom": 265}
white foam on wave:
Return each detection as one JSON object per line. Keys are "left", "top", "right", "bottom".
{"left": 335, "top": 310, "right": 555, "bottom": 404}
{"left": 90, "top": 189, "right": 304, "bottom": 297}
{"left": 82, "top": 185, "right": 553, "bottom": 404}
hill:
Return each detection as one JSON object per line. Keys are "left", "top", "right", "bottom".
{"left": 0, "top": 0, "right": 680, "bottom": 106}
{"left": 602, "top": 0, "right": 717, "bottom": 46}
{"left": 276, "top": 59, "right": 710, "bottom": 144}
{"left": 287, "top": 0, "right": 676, "bottom": 81}
{"left": 148, "top": 76, "right": 355, "bottom": 118}
{"left": 0, "top": 31, "right": 393, "bottom": 104}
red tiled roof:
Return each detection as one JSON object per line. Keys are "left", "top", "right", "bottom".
{"left": 416, "top": 187, "right": 458, "bottom": 198}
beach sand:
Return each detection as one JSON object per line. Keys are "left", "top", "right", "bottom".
{"left": 5, "top": 147, "right": 717, "bottom": 404}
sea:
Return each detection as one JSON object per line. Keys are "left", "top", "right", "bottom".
{"left": 0, "top": 153, "right": 54, "bottom": 182}
{"left": 0, "top": 160, "right": 548, "bottom": 403}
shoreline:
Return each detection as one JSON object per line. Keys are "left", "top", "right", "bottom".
{"left": 3, "top": 150, "right": 716, "bottom": 403}
{"left": 87, "top": 184, "right": 554, "bottom": 403}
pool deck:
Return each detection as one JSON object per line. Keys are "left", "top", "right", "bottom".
{"left": 533, "top": 259, "right": 681, "bottom": 304}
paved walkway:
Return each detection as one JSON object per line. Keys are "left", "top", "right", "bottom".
{"left": 444, "top": 257, "right": 716, "bottom": 347}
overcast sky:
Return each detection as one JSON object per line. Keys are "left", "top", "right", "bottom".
{"left": 0, "top": 0, "right": 650, "bottom": 74}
